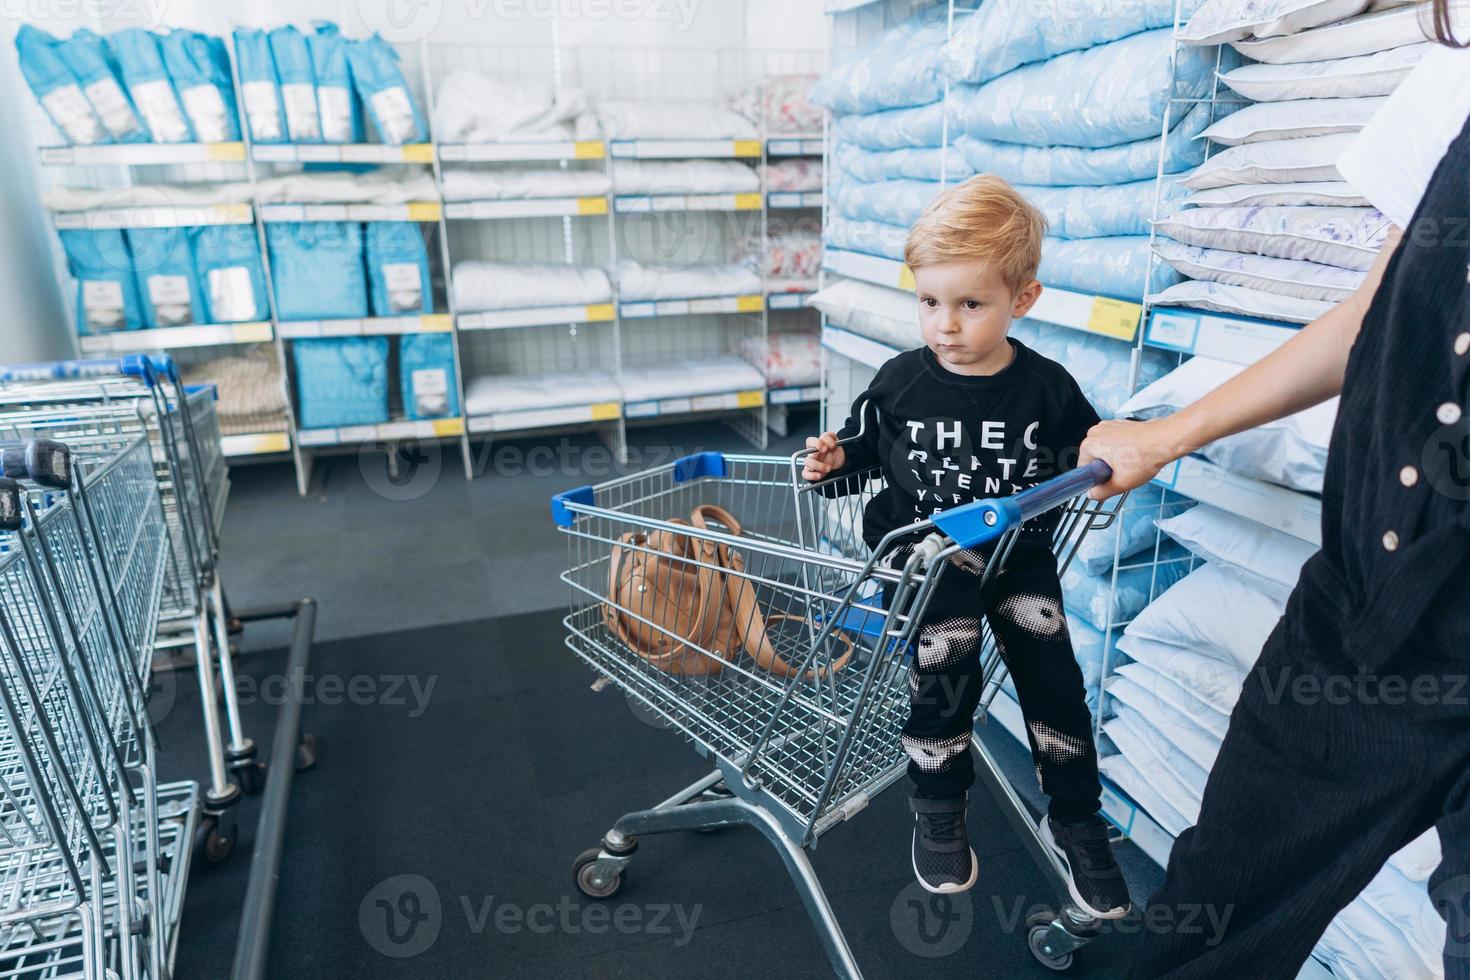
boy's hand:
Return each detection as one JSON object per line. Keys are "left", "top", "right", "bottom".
{"left": 803, "top": 432, "right": 846, "bottom": 482}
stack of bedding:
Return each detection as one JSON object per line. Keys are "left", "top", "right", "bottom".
{"left": 433, "top": 73, "right": 598, "bottom": 143}
{"left": 452, "top": 261, "right": 613, "bottom": 312}
{"left": 1098, "top": 502, "right": 1447, "bottom": 978}
{"left": 1152, "top": 0, "right": 1437, "bottom": 322}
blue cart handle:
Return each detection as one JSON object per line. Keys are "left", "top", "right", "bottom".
{"left": 931, "top": 460, "right": 1112, "bottom": 549}
{"left": 0, "top": 355, "right": 159, "bottom": 387}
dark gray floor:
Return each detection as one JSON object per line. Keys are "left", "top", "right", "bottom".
{"left": 164, "top": 418, "right": 1161, "bottom": 977}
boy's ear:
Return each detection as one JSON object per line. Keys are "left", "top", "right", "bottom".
{"left": 1011, "top": 279, "right": 1043, "bottom": 319}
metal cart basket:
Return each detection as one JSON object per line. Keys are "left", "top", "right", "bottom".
{"left": 551, "top": 432, "right": 1129, "bottom": 976}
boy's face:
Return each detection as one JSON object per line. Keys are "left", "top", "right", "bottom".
{"left": 913, "top": 259, "right": 1042, "bottom": 375}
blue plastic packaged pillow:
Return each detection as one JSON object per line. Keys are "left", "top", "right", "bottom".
{"left": 266, "top": 222, "right": 369, "bottom": 320}
{"left": 190, "top": 226, "right": 269, "bottom": 323}
{"left": 293, "top": 337, "right": 389, "bottom": 429}
{"left": 15, "top": 25, "right": 105, "bottom": 145}
{"left": 158, "top": 30, "right": 239, "bottom": 143}
{"left": 399, "top": 334, "right": 459, "bottom": 420}
{"left": 948, "top": 29, "right": 1217, "bottom": 149}
{"left": 810, "top": 9, "right": 960, "bottom": 115}
{"left": 942, "top": 0, "right": 1204, "bottom": 86}
{"left": 833, "top": 142, "right": 974, "bottom": 183}
{"left": 364, "top": 223, "right": 432, "bottom": 316}
{"left": 232, "top": 28, "right": 285, "bottom": 144}
{"left": 346, "top": 35, "right": 426, "bottom": 145}
{"left": 58, "top": 229, "right": 143, "bottom": 334}
{"left": 125, "top": 227, "right": 205, "bottom": 328}
{"left": 109, "top": 28, "right": 192, "bottom": 143}
{"left": 954, "top": 103, "right": 1212, "bottom": 187}
{"left": 307, "top": 22, "right": 361, "bottom": 143}
{"left": 833, "top": 102, "right": 944, "bottom": 151}
{"left": 832, "top": 177, "right": 1181, "bottom": 240}
{"left": 268, "top": 26, "right": 321, "bottom": 142}
{"left": 1069, "top": 485, "right": 1196, "bottom": 576}
{"left": 1062, "top": 541, "right": 1193, "bottom": 632}
{"left": 1037, "top": 236, "right": 1180, "bottom": 302}
{"left": 56, "top": 29, "right": 146, "bottom": 142}
{"left": 823, "top": 217, "right": 908, "bottom": 262}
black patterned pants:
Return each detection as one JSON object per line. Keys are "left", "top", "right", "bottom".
{"left": 883, "top": 541, "right": 1102, "bottom": 821}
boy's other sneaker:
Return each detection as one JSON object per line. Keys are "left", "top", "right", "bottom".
{"left": 909, "top": 795, "right": 978, "bottom": 894}
{"left": 1041, "top": 813, "right": 1132, "bottom": 919}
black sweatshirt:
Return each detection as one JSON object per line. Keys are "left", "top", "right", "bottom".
{"left": 830, "top": 339, "right": 1101, "bottom": 549}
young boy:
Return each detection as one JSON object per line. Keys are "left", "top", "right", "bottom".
{"left": 803, "top": 175, "right": 1129, "bottom": 919}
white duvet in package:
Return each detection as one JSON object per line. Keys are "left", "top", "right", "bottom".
{"left": 611, "top": 159, "right": 759, "bottom": 196}
{"left": 451, "top": 262, "right": 612, "bottom": 313}
{"left": 433, "top": 72, "right": 597, "bottom": 142}
{"left": 440, "top": 167, "right": 610, "bottom": 201}
{"left": 618, "top": 357, "right": 765, "bottom": 402}
{"left": 614, "top": 261, "right": 760, "bottom": 302}
{"left": 464, "top": 370, "right": 621, "bottom": 417}
{"left": 596, "top": 100, "right": 756, "bottom": 140}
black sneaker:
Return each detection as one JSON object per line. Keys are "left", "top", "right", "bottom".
{"left": 1040, "top": 813, "right": 1132, "bottom": 920}
{"left": 909, "top": 795, "right": 978, "bottom": 894}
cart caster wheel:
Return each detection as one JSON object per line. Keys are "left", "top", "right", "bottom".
{"left": 234, "top": 761, "right": 266, "bottom": 795}
{"left": 295, "top": 733, "right": 318, "bottom": 772}
{"left": 194, "top": 816, "right": 235, "bottom": 864}
{"left": 1026, "top": 910, "right": 1075, "bottom": 973}
{"left": 573, "top": 848, "right": 623, "bottom": 899}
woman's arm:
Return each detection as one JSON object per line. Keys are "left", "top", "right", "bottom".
{"left": 1080, "top": 228, "right": 1402, "bottom": 500}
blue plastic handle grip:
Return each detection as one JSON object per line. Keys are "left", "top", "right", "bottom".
{"left": 930, "top": 460, "right": 1112, "bottom": 550}
{"left": 0, "top": 356, "right": 158, "bottom": 387}
{"left": 550, "top": 485, "right": 595, "bottom": 527}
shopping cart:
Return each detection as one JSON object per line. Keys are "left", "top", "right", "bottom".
{"left": 551, "top": 422, "right": 1128, "bottom": 976}
{"left": 0, "top": 435, "right": 200, "bottom": 980}
{"left": 0, "top": 356, "right": 254, "bottom": 859}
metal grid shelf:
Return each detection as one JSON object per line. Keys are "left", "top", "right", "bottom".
{"left": 296, "top": 416, "right": 464, "bottom": 447}
{"left": 38, "top": 141, "right": 246, "bottom": 165}
{"left": 276, "top": 314, "right": 452, "bottom": 338}
{"left": 766, "top": 290, "right": 816, "bottom": 311}
{"left": 613, "top": 192, "right": 762, "bottom": 213}
{"left": 1143, "top": 306, "right": 1301, "bottom": 366}
{"left": 467, "top": 398, "right": 622, "bottom": 434}
{"left": 221, "top": 431, "right": 292, "bottom": 457}
{"left": 619, "top": 294, "right": 764, "bottom": 318}
{"left": 438, "top": 140, "right": 606, "bottom": 162}
{"left": 457, "top": 303, "right": 615, "bottom": 331}
{"left": 768, "top": 191, "right": 823, "bottom": 209}
{"left": 52, "top": 203, "right": 253, "bottom": 229}
{"left": 258, "top": 202, "right": 442, "bottom": 223}
{"left": 443, "top": 197, "right": 609, "bottom": 220}
{"left": 768, "top": 384, "right": 823, "bottom": 405}
{"left": 78, "top": 321, "right": 274, "bottom": 353}
{"left": 609, "top": 138, "right": 762, "bottom": 159}
{"left": 623, "top": 386, "right": 765, "bottom": 418}
{"left": 250, "top": 142, "right": 435, "bottom": 163}
{"left": 767, "top": 135, "right": 824, "bottom": 157}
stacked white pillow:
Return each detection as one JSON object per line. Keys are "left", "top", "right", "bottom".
{"left": 1152, "top": 0, "right": 1439, "bottom": 322}
{"left": 1102, "top": 500, "right": 1446, "bottom": 978}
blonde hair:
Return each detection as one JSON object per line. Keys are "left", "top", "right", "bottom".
{"left": 903, "top": 174, "right": 1047, "bottom": 293}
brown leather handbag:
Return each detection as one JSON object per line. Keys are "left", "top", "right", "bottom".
{"left": 603, "top": 504, "right": 853, "bottom": 679}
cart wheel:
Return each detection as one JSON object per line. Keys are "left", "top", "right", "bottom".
{"left": 1026, "top": 910, "right": 1075, "bottom": 973}
{"left": 295, "top": 733, "right": 318, "bottom": 772}
{"left": 234, "top": 760, "right": 266, "bottom": 796}
{"left": 573, "top": 848, "right": 623, "bottom": 899}
{"left": 194, "top": 816, "right": 235, "bottom": 865}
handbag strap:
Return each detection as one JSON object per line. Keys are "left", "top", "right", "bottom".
{"left": 689, "top": 505, "right": 854, "bottom": 680}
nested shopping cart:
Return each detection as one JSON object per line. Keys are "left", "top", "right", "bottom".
{"left": 551, "top": 423, "right": 1129, "bottom": 976}
{"left": 0, "top": 355, "right": 259, "bottom": 858}
{"left": 0, "top": 434, "right": 200, "bottom": 980}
